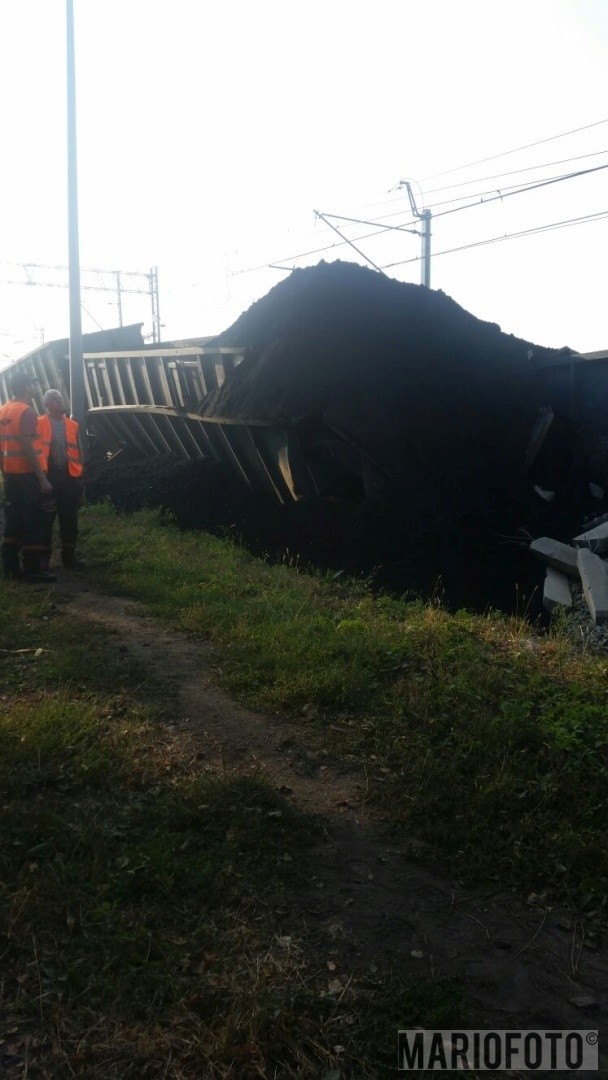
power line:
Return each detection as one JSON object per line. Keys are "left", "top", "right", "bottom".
{"left": 166, "top": 151, "right": 608, "bottom": 294}
{"left": 333, "top": 146, "right": 608, "bottom": 222}
{"left": 421, "top": 117, "right": 608, "bottom": 182}
{"left": 80, "top": 304, "right": 104, "bottom": 331}
{"left": 300, "top": 164, "right": 608, "bottom": 277}
{"left": 430, "top": 162, "right": 608, "bottom": 221}
{"left": 175, "top": 149, "right": 608, "bottom": 291}
{"left": 0, "top": 259, "right": 151, "bottom": 283}
{"left": 317, "top": 155, "right": 607, "bottom": 225}
{"left": 314, "top": 212, "right": 386, "bottom": 274}
{"left": 381, "top": 209, "right": 608, "bottom": 270}
{"left": 407, "top": 158, "right": 608, "bottom": 213}
{"left": 166, "top": 150, "right": 608, "bottom": 291}
{"left": 315, "top": 210, "right": 420, "bottom": 235}
{"left": 0, "top": 261, "right": 162, "bottom": 342}
{"left": 420, "top": 172, "right": 605, "bottom": 215}
{"left": 220, "top": 163, "right": 608, "bottom": 282}
{"left": 227, "top": 222, "right": 403, "bottom": 279}
{"left": 419, "top": 148, "right": 608, "bottom": 198}
{"left": 364, "top": 159, "right": 608, "bottom": 221}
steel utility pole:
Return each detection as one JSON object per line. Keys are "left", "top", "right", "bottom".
{"left": 402, "top": 182, "right": 432, "bottom": 288}
{"left": 66, "top": 0, "right": 85, "bottom": 424}
{"left": 149, "top": 266, "right": 161, "bottom": 343}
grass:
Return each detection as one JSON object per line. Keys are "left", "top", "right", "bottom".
{"left": 0, "top": 581, "right": 462, "bottom": 1077}
{"left": 80, "top": 503, "right": 608, "bottom": 917}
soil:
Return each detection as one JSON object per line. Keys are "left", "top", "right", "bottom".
{"left": 57, "top": 569, "right": 607, "bottom": 1069}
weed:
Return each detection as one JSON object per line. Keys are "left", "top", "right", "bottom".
{"left": 1, "top": 576, "right": 460, "bottom": 1076}
{"left": 80, "top": 505, "right": 608, "bottom": 912}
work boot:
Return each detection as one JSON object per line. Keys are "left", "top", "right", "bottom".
{"left": 22, "top": 570, "right": 57, "bottom": 583}
{"left": 2, "top": 544, "right": 22, "bottom": 581}
{"left": 3, "top": 566, "right": 23, "bottom": 581}
{"left": 22, "top": 552, "right": 57, "bottom": 584}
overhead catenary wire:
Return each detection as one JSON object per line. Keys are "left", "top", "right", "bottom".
{"left": 380, "top": 209, "right": 608, "bottom": 270}
{"left": 314, "top": 211, "right": 420, "bottom": 235}
{"left": 338, "top": 147, "right": 608, "bottom": 219}
{"left": 321, "top": 157, "right": 604, "bottom": 224}
{"left": 220, "top": 163, "right": 608, "bottom": 282}
{"left": 314, "top": 212, "right": 386, "bottom": 274}
{"left": 417, "top": 148, "right": 608, "bottom": 198}
{"left": 169, "top": 145, "right": 608, "bottom": 293}
{"left": 316, "top": 163, "right": 608, "bottom": 240}
{"left": 225, "top": 219, "right": 416, "bottom": 280}
{"left": 80, "top": 303, "right": 104, "bottom": 331}
{"left": 305, "top": 158, "right": 608, "bottom": 230}
{"left": 428, "top": 162, "right": 608, "bottom": 221}
{"left": 328, "top": 148, "right": 608, "bottom": 226}
{"left": 421, "top": 117, "right": 608, "bottom": 182}
{"left": 250, "top": 196, "right": 608, "bottom": 284}
{"left": 168, "top": 131, "right": 608, "bottom": 293}
{"left": 411, "top": 163, "right": 608, "bottom": 215}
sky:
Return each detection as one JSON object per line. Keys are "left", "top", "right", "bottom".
{"left": 0, "top": 0, "right": 607, "bottom": 369}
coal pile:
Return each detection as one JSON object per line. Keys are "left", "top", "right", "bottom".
{"left": 203, "top": 261, "right": 580, "bottom": 611}
{"left": 90, "top": 261, "right": 592, "bottom": 613}
{"left": 206, "top": 260, "right": 562, "bottom": 483}
{"left": 85, "top": 453, "right": 190, "bottom": 513}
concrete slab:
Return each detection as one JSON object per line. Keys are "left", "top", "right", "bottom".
{"left": 577, "top": 548, "right": 608, "bottom": 624}
{"left": 573, "top": 522, "right": 608, "bottom": 555}
{"left": 530, "top": 537, "right": 579, "bottom": 577}
{"left": 543, "top": 568, "right": 572, "bottom": 613}
{"left": 579, "top": 510, "right": 608, "bottom": 533}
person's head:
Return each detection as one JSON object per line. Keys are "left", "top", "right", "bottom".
{"left": 8, "top": 371, "right": 37, "bottom": 402}
{"left": 43, "top": 389, "right": 65, "bottom": 419}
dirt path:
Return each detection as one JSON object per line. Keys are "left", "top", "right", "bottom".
{"left": 58, "top": 573, "right": 607, "bottom": 1058}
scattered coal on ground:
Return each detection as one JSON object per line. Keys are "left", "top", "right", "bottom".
{"left": 85, "top": 451, "right": 593, "bottom": 616}
{"left": 88, "top": 261, "right": 598, "bottom": 615}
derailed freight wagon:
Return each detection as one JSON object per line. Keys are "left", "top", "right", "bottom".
{"left": 0, "top": 326, "right": 319, "bottom": 504}
{"left": 1, "top": 262, "right": 607, "bottom": 523}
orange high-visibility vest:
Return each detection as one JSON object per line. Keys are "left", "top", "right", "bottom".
{"left": 37, "top": 414, "right": 83, "bottom": 478}
{"left": 0, "top": 400, "right": 44, "bottom": 475}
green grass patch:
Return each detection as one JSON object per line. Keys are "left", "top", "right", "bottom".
{"left": 1, "top": 577, "right": 459, "bottom": 1076}
{"left": 80, "top": 504, "right": 608, "bottom": 914}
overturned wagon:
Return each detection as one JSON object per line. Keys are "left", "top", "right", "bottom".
{"left": 2, "top": 263, "right": 607, "bottom": 525}
{"left": 0, "top": 328, "right": 326, "bottom": 503}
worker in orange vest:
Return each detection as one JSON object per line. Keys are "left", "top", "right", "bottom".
{"left": 38, "top": 389, "right": 85, "bottom": 570}
{"left": 0, "top": 371, "right": 56, "bottom": 582}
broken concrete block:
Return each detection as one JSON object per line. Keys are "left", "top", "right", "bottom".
{"left": 573, "top": 522, "right": 608, "bottom": 555}
{"left": 577, "top": 548, "right": 608, "bottom": 624}
{"left": 580, "top": 510, "right": 608, "bottom": 533}
{"left": 530, "top": 537, "right": 579, "bottom": 577}
{"left": 534, "top": 485, "right": 555, "bottom": 503}
{"left": 543, "top": 568, "right": 572, "bottom": 613}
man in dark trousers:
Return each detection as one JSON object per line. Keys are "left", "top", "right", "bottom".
{"left": 38, "top": 389, "right": 85, "bottom": 570}
{"left": 0, "top": 372, "right": 56, "bottom": 582}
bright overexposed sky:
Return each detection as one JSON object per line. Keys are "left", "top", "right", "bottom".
{"left": 0, "top": 0, "right": 607, "bottom": 368}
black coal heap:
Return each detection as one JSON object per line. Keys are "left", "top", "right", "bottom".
{"left": 91, "top": 261, "right": 585, "bottom": 614}
{"left": 207, "top": 260, "right": 561, "bottom": 486}
{"left": 205, "top": 261, "right": 575, "bottom": 612}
